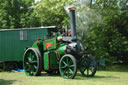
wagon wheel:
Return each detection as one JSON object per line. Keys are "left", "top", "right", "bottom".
{"left": 23, "top": 48, "right": 42, "bottom": 76}
{"left": 80, "top": 55, "right": 97, "bottom": 77}
{"left": 59, "top": 54, "right": 77, "bottom": 79}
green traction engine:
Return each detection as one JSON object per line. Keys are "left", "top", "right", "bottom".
{"left": 23, "top": 7, "right": 97, "bottom": 79}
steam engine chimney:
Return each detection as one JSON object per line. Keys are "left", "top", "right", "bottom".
{"left": 69, "top": 7, "right": 77, "bottom": 41}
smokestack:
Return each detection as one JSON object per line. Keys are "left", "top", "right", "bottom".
{"left": 69, "top": 7, "right": 77, "bottom": 41}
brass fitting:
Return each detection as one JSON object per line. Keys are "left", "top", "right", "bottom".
{"left": 69, "top": 7, "right": 76, "bottom": 10}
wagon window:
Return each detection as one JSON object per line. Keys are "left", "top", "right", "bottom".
{"left": 20, "top": 31, "right": 27, "bottom": 40}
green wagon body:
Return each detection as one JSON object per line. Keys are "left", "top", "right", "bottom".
{"left": 0, "top": 27, "right": 55, "bottom": 61}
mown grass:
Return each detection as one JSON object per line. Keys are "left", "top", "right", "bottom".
{"left": 0, "top": 65, "right": 128, "bottom": 85}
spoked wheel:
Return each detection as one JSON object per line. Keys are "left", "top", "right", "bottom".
{"left": 23, "top": 48, "right": 42, "bottom": 76}
{"left": 59, "top": 54, "right": 77, "bottom": 79}
{"left": 80, "top": 55, "right": 97, "bottom": 77}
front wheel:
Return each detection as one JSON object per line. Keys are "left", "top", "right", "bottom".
{"left": 59, "top": 54, "right": 77, "bottom": 79}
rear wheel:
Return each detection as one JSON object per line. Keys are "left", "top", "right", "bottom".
{"left": 23, "top": 48, "right": 42, "bottom": 76}
{"left": 80, "top": 55, "right": 97, "bottom": 77}
{"left": 59, "top": 54, "right": 77, "bottom": 79}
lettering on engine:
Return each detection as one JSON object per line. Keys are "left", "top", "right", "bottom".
{"left": 46, "top": 43, "right": 53, "bottom": 48}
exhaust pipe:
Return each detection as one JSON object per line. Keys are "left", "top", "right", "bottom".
{"left": 69, "top": 7, "right": 77, "bottom": 41}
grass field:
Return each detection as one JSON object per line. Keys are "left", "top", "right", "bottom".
{"left": 0, "top": 65, "right": 128, "bottom": 85}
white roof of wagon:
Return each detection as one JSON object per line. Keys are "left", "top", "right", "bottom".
{"left": 0, "top": 26, "right": 56, "bottom": 31}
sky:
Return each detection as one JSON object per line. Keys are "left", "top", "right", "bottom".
{"left": 35, "top": 0, "right": 41, "bottom": 3}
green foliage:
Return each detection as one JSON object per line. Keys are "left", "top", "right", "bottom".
{"left": 0, "top": 0, "right": 75, "bottom": 29}
{"left": 81, "top": 0, "right": 128, "bottom": 64}
{"left": 32, "top": 0, "right": 75, "bottom": 26}
{"left": 0, "top": 0, "right": 40, "bottom": 29}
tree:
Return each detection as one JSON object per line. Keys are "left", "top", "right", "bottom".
{"left": 32, "top": 0, "right": 75, "bottom": 26}
{"left": 79, "top": 0, "right": 128, "bottom": 64}
{"left": 20, "top": 0, "right": 41, "bottom": 28}
{"left": 0, "top": 0, "right": 40, "bottom": 29}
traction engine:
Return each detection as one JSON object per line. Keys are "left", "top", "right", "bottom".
{"left": 23, "top": 7, "right": 97, "bottom": 79}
